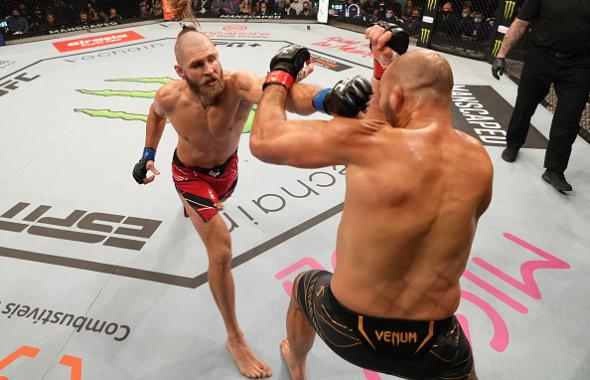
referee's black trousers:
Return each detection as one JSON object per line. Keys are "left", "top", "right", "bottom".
{"left": 506, "top": 47, "right": 590, "bottom": 173}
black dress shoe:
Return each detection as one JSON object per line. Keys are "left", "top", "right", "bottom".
{"left": 542, "top": 170, "right": 573, "bottom": 192}
{"left": 501, "top": 146, "right": 519, "bottom": 162}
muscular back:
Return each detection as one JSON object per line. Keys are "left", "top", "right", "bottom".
{"left": 158, "top": 73, "right": 252, "bottom": 167}
{"left": 331, "top": 123, "right": 493, "bottom": 321}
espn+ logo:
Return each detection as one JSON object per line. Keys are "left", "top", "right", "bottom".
{"left": 0, "top": 202, "right": 161, "bottom": 251}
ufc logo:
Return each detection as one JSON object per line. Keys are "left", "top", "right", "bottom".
{"left": 0, "top": 73, "right": 40, "bottom": 97}
{"left": 0, "top": 202, "right": 161, "bottom": 251}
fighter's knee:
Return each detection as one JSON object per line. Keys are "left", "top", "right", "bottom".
{"left": 208, "top": 248, "right": 232, "bottom": 269}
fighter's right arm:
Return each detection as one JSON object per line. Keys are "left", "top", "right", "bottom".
{"left": 363, "top": 23, "right": 401, "bottom": 120}
{"left": 496, "top": 18, "right": 530, "bottom": 59}
{"left": 144, "top": 87, "right": 170, "bottom": 149}
{"left": 132, "top": 86, "right": 171, "bottom": 185}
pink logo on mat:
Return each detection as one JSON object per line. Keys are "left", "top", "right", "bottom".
{"left": 274, "top": 233, "right": 571, "bottom": 379}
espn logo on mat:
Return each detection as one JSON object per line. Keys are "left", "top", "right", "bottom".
{"left": 0, "top": 202, "right": 161, "bottom": 251}
{"left": 53, "top": 31, "right": 144, "bottom": 52}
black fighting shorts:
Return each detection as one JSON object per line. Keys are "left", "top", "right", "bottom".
{"left": 294, "top": 270, "right": 473, "bottom": 380}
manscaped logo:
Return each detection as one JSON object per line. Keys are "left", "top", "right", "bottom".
{"left": 53, "top": 31, "right": 144, "bottom": 52}
{"left": 75, "top": 77, "right": 256, "bottom": 132}
{"left": 0, "top": 202, "right": 161, "bottom": 251}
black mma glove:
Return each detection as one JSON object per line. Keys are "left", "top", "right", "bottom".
{"left": 132, "top": 147, "right": 156, "bottom": 184}
{"left": 264, "top": 44, "right": 311, "bottom": 90}
{"left": 371, "top": 21, "right": 410, "bottom": 55}
{"left": 313, "top": 76, "right": 373, "bottom": 118}
{"left": 370, "top": 22, "right": 410, "bottom": 80}
{"left": 492, "top": 58, "right": 505, "bottom": 80}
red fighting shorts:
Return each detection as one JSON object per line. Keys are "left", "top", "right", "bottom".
{"left": 172, "top": 149, "right": 238, "bottom": 222}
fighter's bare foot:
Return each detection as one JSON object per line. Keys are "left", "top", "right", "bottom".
{"left": 280, "top": 339, "right": 306, "bottom": 380}
{"left": 226, "top": 337, "right": 272, "bottom": 379}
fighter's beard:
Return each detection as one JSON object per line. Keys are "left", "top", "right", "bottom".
{"left": 186, "top": 70, "right": 226, "bottom": 106}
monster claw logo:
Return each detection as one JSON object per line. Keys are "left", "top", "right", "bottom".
{"left": 420, "top": 28, "right": 431, "bottom": 44}
{"left": 492, "top": 39, "right": 502, "bottom": 57}
{"left": 426, "top": 0, "right": 437, "bottom": 12}
{"left": 504, "top": 1, "right": 516, "bottom": 20}
{"left": 75, "top": 77, "right": 256, "bottom": 133}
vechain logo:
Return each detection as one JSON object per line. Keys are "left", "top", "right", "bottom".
{"left": 75, "top": 77, "right": 256, "bottom": 132}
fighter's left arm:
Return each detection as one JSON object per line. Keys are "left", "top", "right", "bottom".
{"left": 233, "top": 70, "right": 320, "bottom": 115}
{"left": 250, "top": 84, "right": 385, "bottom": 168}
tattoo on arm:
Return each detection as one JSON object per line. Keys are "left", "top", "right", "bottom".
{"left": 497, "top": 18, "right": 530, "bottom": 58}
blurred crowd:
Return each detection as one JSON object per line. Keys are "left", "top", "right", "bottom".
{"left": 1, "top": 0, "right": 163, "bottom": 37}
{"left": 337, "top": 0, "right": 497, "bottom": 43}
{"left": 192, "top": 0, "right": 318, "bottom": 17}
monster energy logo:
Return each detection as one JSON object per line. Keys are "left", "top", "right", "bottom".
{"left": 426, "top": 0, "right": 437, "bottom": 12}
{"left": 504, "top": 1, "right": 516, "bottom": 20}
{"left": 492, "top": 39, "right": 502, "bottom": 57}
{"left": 420, "top": 28, "right": 431, "bottom": 44}
{"left": 75, "top": 77, "right": 256, "bottom": 133}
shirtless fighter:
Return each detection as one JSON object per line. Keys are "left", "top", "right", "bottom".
{"left": 131, "top": 26, "right": 370, "bottom": 378}
{"left": 250, "top": 25, "right": 493, "bottom": 380}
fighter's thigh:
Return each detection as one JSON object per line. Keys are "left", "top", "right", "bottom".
{"left": 178, "top": 195, "right": 232, "bottom": 257}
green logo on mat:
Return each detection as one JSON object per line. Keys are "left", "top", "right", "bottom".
{"left": 504, "top": 1, "right": 516, "bottom": 20}
{"left": 75, "top": 77, "right": 256, "bottom": 133}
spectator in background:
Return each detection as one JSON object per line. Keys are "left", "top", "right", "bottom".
{"left": 256, "top": 1, "right": 270, "bottom": 15}
{"left": 290, "top": 0, "right": 303, "bottom": 14}
{"left": 346, "top": 0, "right": 361, "bottom": 19}
{"left": 43, "top": 12, "right": 61, "bottom": 32}
{"left": 282, "top": 0, "right": 298, "bottom": 16}
{"left": 149, "top": 0, "right": 164, "bottom": 16}
{"left": 238, "top": 0, "right": 252, "bottom": 14}
{"left": 6, "top": 7, "right": 30, "bottom": 35}
{"left": 17, "top": 2, "right": 29, "bottom": 22}
{"left": 401, "top": 0, "right": 415, "bottom": 20}
{"left": 363, "top": 0, "right": 378, "bottom": 17}
{"left": 299, "top": 1, "right": 314, "bottom": 16}
{"left": 461, "top": 10, "right": 489, "bottom": 42}
{"left": 77, "top": 10, "right": 90, "bottom": 25}
{"left": 433, "top": 2, "right": 458, "bottom": 35}
{"left": 458, "top": 3, "right": 473, "bottom": 35}
{"left": 273, "top": 0, "right": 284, "bottom": 14}
{"left": 107, "top": 8, "right": 122, "bottom": 21}
{"left": 137, "top": 1, "right": 151, "bottom": 18}
{"left": 384, "top": 7, "right": 396, "bottom": 21}
{"left": 405, "top": 8, "right": 422, "bottom": 36}
{"left": 86, "top": 3, "right": 100, "bottom": 22}
{"left": 28, "top": 6, "right": 46, "bottom": 33}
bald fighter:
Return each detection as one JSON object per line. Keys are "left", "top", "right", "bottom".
{"left": 250, "top": 27, "right": 492, "bottom": 380}
{"left": 131, "top": 25, "right": 371, "bottom": 378}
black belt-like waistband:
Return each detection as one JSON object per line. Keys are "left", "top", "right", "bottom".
{"left": 173, "top": 149, "right": 235, "bottom": 178}
{"left": 326, "top": 286, "right": 454, "bottom": 341}
{"left": 538, "top": 47, "right": 587, "bottom": 59}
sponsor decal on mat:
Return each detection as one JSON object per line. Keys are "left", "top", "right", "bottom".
{"left": 53, "top": 31, "right": 144, "bottom": 52}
